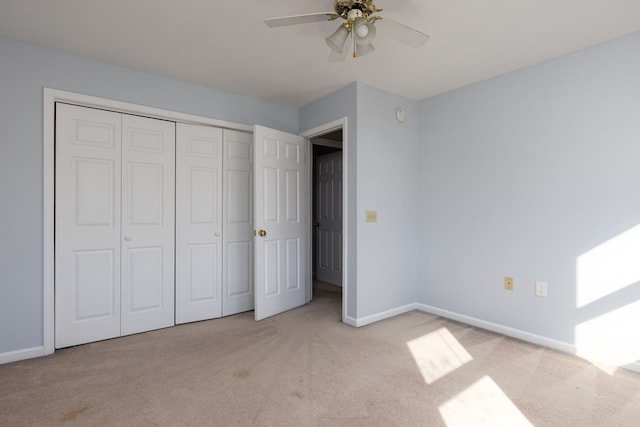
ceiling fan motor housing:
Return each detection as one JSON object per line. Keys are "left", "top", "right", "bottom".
{"left": 335, "top": 0, "right": 382, "bottom": 21}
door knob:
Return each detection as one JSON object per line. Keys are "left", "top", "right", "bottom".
{"left": 313, "top": 222, "right": 320, "bottom": 227}
{"left": 124, "top": 235, "right": 132, "bottom": 241}
{"left": 257, "top": 229, "right": 267, "bottom": 237}
{"left": 214, "top": 232, "right": 220, "bottom": 237}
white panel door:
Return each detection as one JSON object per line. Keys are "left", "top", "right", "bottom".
{"left": 254, "top": 125, "right": 308, "bottom": 320}
{"left": 121, "top": 115, "right": 175, "bottom": 336}
{"left": 315, "top": 152, "right": 343, "bottom": 286}
{"left": 175, "top": 123, "right": 223, "bottom": 324}
{"left": 55, "top": 103, "right": 122, "bottom": 348}
{"left": 223, "top": 129, "right": 254, "bottom": 316}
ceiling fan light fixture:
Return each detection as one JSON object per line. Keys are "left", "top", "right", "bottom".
{"left": 356, "top": 43, "right": 375, "bottom": 57}
{"left": 325, "top": 24, "right": 350, "bottom": 53}
{"left": 354, "top": 17, "right": 368, "bottom": 38}
{"left": 265, "top": 0, "right": 429, "bottom": 62}
{"left": 355, "top": 19, "right": 376, "bottom": 46}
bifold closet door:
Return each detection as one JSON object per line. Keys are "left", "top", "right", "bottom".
{"left": 55, "top": 104, "right": 123, "bottom": 348}
{"left": 120, "top": 115, "right": 176, "bottom": 336}
{"left": 175, "top": 123, "right": 223, "bottom": 324}
{"left": 222, "top": 130, "right": 254, "bottom": 316}
{"left": 55, "top": 104, "right": 176, "bottom": 348}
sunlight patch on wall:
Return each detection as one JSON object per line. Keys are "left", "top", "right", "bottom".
{"left": 576, "top": 223, "right": 640, "bottom": 308}
{"left": 406, "top": 327, "right": 473, "bottom": 384}
{"left": 439, "top": 375, "right": 533, "bottom": 427}
{"left": 575, "top": 299, "right": 640, "bottom": 368}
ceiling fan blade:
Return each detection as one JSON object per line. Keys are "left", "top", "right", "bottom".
{"left": 265, "top": 12, "right": 338, "bottom": 28}
{"left": 375, "top": 18, "right": 429, "bottom": 48}
{"left": 376, "top": 0, "right": 410, "bottom": 8}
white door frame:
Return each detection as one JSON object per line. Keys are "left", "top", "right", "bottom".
{"left": 300, "top": 118, "right": 348, "bottom": 323}
{"left": 42, "top": 88, "right": 252, "bottom": 356}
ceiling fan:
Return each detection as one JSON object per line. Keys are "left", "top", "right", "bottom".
{"left": 265, "top": 0, "right": 429, "bottom": 61}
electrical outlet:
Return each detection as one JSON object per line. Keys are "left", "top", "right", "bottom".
{"left": 365, "top": 210, "right": 377, "bottom": 223}
{"left": 504, "top": 277, "right": 514, "bottom": 291}
{"left": 535, "top": 281, "right": 548, "bottom": 297}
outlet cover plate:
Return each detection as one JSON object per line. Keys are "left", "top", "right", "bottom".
{"left": 536, "top": 281, "right": 548, "bottom": 297}
{"left": 504, "top": 277, "right": 514, "bottom": 291}
{"left": 365, "top": 210, "right": 377, "bottom": 223}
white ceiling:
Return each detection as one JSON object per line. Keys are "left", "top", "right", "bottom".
{"left": 0, "top": 0, "right": 638, "bottom": 107}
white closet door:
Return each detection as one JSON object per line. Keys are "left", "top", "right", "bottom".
{"left": 175, "top": 123, "right": 223, "bottom": 324}
{"left": 55, "top": 103, "right": 122, "bottom": 348}
{"left": 315, "top": 152, "right": 343, "bottom": 286}
{"left": 223, "top": 129, "right": 254, "bottom": 316}
{"left": 253, "top": 126, "right": 308, "bottom": 320}
{"left": 121, "top": 115, "right": 176, "bottom": 336}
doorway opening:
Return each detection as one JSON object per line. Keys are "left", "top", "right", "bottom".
{"left": 310, "top": 129, "right": 343, "bottom": 317}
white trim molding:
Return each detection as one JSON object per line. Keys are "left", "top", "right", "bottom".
{"left": 343, "top": 315, "right": 358, "bottom": 327}
{"left": 414, "top": 303, "right": 576, "bottom": 355}
{"left": 625, "top": 361, "right": 640, "bottom": 374}
{"left": 351, "top": 302, "right": 640, "bottom": 374}
{"left": 349, "top": 301, "right": 574, "bottom": 355}
{"left": 0, "top": 347, "right": 45, "bottom": 365}
{"left": 353, "top": 303, "right": 419, "bottom": 328}
{"left": 301, "top": 118, "right": 349, "bottom": 326}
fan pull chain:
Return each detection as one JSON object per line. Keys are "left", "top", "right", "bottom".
{"left": 353, "top": 31, "right": 357, "bottom": 58}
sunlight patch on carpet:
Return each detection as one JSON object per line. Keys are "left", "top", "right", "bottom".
{"left": 407, "top": 327, "right": 472, "bottom": 384}
{"left": 439, "top": 375, "right": 532, "bottom": 427}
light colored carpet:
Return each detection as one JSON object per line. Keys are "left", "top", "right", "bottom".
{"left": 2, "top": 282, "right": 640, "bottom": 426}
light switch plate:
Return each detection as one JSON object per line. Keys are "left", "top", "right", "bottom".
{"left": 365, "top": 210, "right": 377, "bottom": 223}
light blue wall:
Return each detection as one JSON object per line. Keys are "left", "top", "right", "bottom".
{"left": 300, "top": 82, "right": 421, "bottom": 320}
{"left": 356, "top": 83, "right": 421, "bottom": 317}
{"left": 0, "top": 36, "right": 298, "bottom": 354}
{"left": 300, "top": 83, "right": 358, "bottom": 318}
{"left": 4, "top": 28, "right": 640, "bottom": 362}
{"left": 418, "top": 33, "right": 640, "bottom": 356}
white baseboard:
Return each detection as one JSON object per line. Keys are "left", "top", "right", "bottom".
{"left": 624, "top": 361, "right": 640, "bottom": 374}
{"left": 0, "top": 346, "right": 45, "bottom": 365}
{"left": 342, "top": 315, "right": 358, "bottom": 327}
{"left": 5, "top": 307, "right": 639, "bottom": 374}
{"left": 360, "top": 302, "right": 640, "bottom": 374}
{"left": 353, "top": 303, "right": 418, "bottom": 328}
{"left": 415, "top": 303, "right": 576, "bottom": 355}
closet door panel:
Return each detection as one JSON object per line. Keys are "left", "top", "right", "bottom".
{"left": 223, "top": 130, "right": 254, "bottom": 316}
{"left": 176, "top": 123, "right": 223, "bottom": 324}
{"left": 55, "top": 103, "right": 122, "bottom": 348}
{"left": 121, "top": 115, "right": 175, "bottom": 336}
